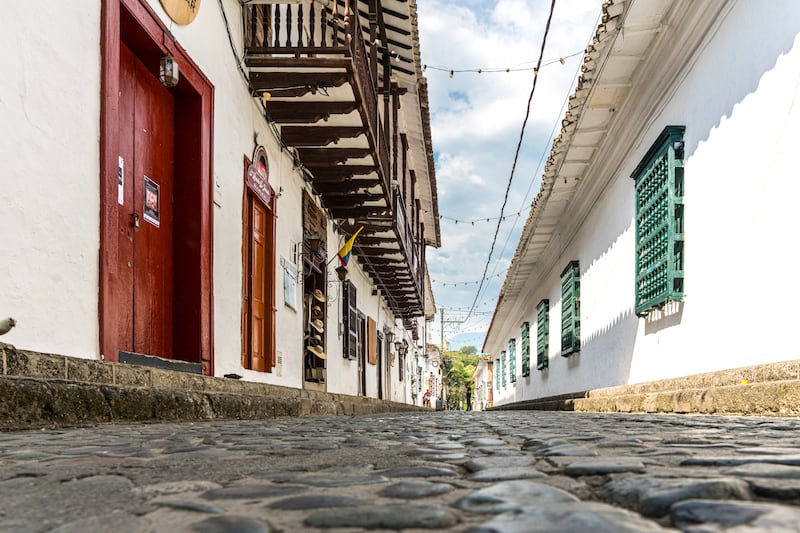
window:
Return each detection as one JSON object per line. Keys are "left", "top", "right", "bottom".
{"left": 561, "top": 261, "right": 580, "bottom": 356}
{"left": 536, "top": 299, "right": 549, "bottom": 370}
{"left": 495, "top": 358, "right": 500, "bottom": 389}
{"left": 342, "top": 281, "right": 358, "bottom": 359}
{"left": 632, "top": 125, "right": 685, "bottom": 316}
{"left": 521, "top": 322, "right": 531, "bottom": 377}
{"left": 508, "top": 339, "right": 516, "bottom": 383}
{"left": 501, "top": 351, "right": 507, "bottom": 387}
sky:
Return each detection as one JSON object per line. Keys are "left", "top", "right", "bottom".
{"left": 417, "top": 0, "right": 604, "bottom": 349}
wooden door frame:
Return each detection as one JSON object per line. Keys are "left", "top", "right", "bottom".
{"left": 100, "top": 0, "right": 214, "bottom": 373}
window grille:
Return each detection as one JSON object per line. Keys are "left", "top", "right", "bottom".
{"left": 632, "top": 125, "right": 685, "bottom": 316}
{"left": 521, "top": 322, "right": 531, "bottom": 377}
{"left": 536, "top": 300, "right": 549, "bottom": 370}
{"left": 561, "top": 261, "right": 580, "bottom": 356}
{"left": 495, "top": 358, "right": 501, "bottom": 389}
{"left": 501, "top": 351, "right": 507, "bottom": 387}
{"left": 508, "top": 339, "right": 516, "bottom": 383}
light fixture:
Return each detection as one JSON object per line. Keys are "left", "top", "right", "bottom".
{"left": 386, "top": 331, "right": 395, "bottom": 343}
{"left": 336, "top": 265, "right": 348, "bottom": 281}
{"left": 394, "top": 341, "right": 404, "bottom": 353}
{"left": 159, "top": 55, "right": 179, "bottom": 88}
{"left": 449, "top": 70, "right": 454, "bottom": 79}
{"left": 560, "top": 57, "right": 566, "bottom": 65}
{"left": 261, "top": 92, "right": 272, "bottom": 102}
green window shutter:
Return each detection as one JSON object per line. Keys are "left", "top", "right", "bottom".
{"left": 508, "top": 339, "right": 516, "bottom": 383}
{"left": 560, "top": 261, "right": 580, "bottom": 356}
{"left": 521, "top": 322, "right": 531, "bottom": 377}
{"left": 501, "top": 351, "right": 507, "bottom": 387}
{"left": 536, "top": 299, "right": 549, "bottom": 370}
{"left": 495, "top": 358, "right": 500, "bottom": 390}
{"left": 632, "top": 125, "right": 685, "bottom": 316}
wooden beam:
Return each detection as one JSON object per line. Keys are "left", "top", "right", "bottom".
{"left": 265, "top": 101, "right": 359, "bottom": 123}
{"left": 296, "top": 147, "right": 372, "bottom": 163}
{"left": 313, "top": 180, "right": 380, "bottom": 194}
{"left": 281, "top": 126, "right": 366, "bottom": 146}
{"left": 245, "top": 56, "right": 350, "bottom": 69}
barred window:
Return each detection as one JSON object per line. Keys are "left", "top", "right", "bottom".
{"left": 561, "top": 261, "right": 580, "bottom": 356}
{"left": 520, "top": 322, "right": 531, "bottom": 377}
{"left": 501, "top": 351, "right": 507, "bottom": 388}
{"left": 536, "top": 300, "right": 549, "bottom": 370}
{"left": 495, "top": 358, "right": 501, "bottom": 389}
{"left": 508, "top": 339, "right": 516, "bottom": 383}
{"left": 632, "top": 125, "right": 685, "bottom": 316}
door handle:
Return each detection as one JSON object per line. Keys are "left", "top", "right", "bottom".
{"left": 131, "top": 213, "right": 140, "bottom": 228}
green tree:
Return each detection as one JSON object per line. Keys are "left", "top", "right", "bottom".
{"left": 441, "top": 350, "right": 480, "bottom": 409}
{"left": 460, "top": 345, "right": 478, "bottom": 355}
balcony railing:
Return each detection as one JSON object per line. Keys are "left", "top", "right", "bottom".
{"left": 244, "top": 1, "right": 349, "bottom": 53}
{"left": 394, "top": 193, "right": 424, "bottom": 300}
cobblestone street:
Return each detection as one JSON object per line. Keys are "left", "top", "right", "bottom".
{"left": 2, "top": 411, "right": 800, "bottom": 532}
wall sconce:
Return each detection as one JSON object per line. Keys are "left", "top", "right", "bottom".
{"left": 386, "top": 331, "right": 395, "bottom": 343}
{"left": 394, "top": 341, "right": 404, "bottom": 353}
{"left": 159, "top": 55, "right": 179, "bottom": 88}
{"left": 336, "top": 265, "right": 348, "bottom": 281}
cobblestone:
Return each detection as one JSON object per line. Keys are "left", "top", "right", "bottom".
{"left": 1, "top": 411, "right": 800, "bottom": 531}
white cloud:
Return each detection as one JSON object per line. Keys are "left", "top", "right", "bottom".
{"left": 419, "top": 0, "right": 604, "bottom": 342}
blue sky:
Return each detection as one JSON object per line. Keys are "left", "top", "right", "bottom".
{"left": 418, "top": 0, "right": 604, "bottom": 348}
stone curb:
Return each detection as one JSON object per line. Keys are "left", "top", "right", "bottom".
{"left": 489, "top": 359, "right": 800, "bottom": 416}
{"left": 0, "top": 343, "right": 421, "bottom": 430}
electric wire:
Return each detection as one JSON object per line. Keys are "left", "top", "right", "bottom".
{"left": 462, "top": 0, "right": 559, "bottom": 324}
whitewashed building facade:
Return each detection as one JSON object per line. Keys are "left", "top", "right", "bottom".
{"left": 484, "top": 0, "right": 800, "bottom": 405}
{"left": 1, "top": 0, "right": 439, "bottom": 404}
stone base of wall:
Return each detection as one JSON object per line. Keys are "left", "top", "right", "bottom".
{"left": 490, "top": 360, "right": 800, "bottom": 417}
{"left": 0, "top": 343, "right": 421, "bottom": 430}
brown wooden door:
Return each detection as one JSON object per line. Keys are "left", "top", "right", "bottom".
{"left": 249, "top": 199, "right": 269, "bottom": 371}
{"left": 118, "top": 44, "right": 174, "bottom": 358}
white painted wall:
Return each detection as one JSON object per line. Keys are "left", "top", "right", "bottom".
{"left": 1, "top": 0, "right": 425, "bottom": 404}
{"left": 1, "top": 3, "right": 102, "bottom": 358}
{"left": 489, "top": 0, "right": 800, "bottom": 403}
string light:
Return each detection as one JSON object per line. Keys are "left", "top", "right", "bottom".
{"left": 424, "top": 50, "right": 583, "bottom": 78}
{"left": 432, "top": 272, "right": 505, "bottom": 287}
{"left": 439, "top": 209, "right": 528, "bottom": 225}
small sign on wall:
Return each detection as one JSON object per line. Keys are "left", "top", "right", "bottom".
{"left": 159, "top": 0, "right": 202, "bottom": 25}
{"left": 143, "top": 176, "right": 160, "bottom": 227}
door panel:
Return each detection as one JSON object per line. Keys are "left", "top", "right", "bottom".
{"left": 250, "top": 200, "right": 268, "bottom": 371}
{"left": 119, "top": 43, "right": 175, "bottom": 358}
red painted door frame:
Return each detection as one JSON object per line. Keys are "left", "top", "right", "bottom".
{"left": 100, "top": 0, "right": 214, "bottom": 374}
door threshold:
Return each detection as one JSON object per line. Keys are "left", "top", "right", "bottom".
{"left": 118, "top": 351, "right": 203, "bottom": 375}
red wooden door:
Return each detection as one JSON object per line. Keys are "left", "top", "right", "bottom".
{"left": 118, "top": 44, "right": 174, "bottom": 358}
{"left": 249, "top": 200, "right": 269, "bottom": 371}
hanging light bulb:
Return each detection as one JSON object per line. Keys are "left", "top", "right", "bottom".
{"left": 477, "top": 69, "right": 482, "bottom": 74}
{"left": 560, "top": 57, "right": 566, "bottom": 65}
{"left": 422, "top": 64, "right": 427, "bottom": 72}
{"left": 449, "top": 70, "right": 454, "bottom": 79}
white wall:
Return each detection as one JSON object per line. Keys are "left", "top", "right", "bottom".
{"left": 1, "top": 3, "right": 102, "bottom": 357}
{"left": 490, "top": 0, "right": 800, "bottom": 403}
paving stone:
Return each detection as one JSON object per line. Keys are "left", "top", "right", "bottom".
{"left": 135, "top": 480, "right": 223, "bottom": 495}
{"left": 467, "top": 437, "right": 507, "bottom": 447}
{"left": 469, "top": 502, "right": 666, "bottom": 532}
{"left": 605, "top": 476, "right": 751, "bottom": 517}
{"left": 50, "top": 512, "right": 152, "bottom": 533}
{"left": 304, "top": 504, "right": 457, "bottom": 529}
{"left": 564, "top": 457, "right": 647, "bottom": 476}
{"left": 267, "top": 494, "right": 366, "bottom": 509}
{"left": 191, "top": 515, "right": 273, "bottom": 533}
{"left": 681, "top": 455, "right": 800, "bottom": 467}
{"left": 463, "top": 455, "right": 535, "bottom": 472}
{"left": 420, "top": 452, "right": 470, "bottom": 462}
{"left": 746, "top": 478, "right": 800, "bottom": 500}
{"left": 671, "top": 499, "right": 800, "bottom": 531}
{"left": 723, "top": 463, "right": 800, "bottom": 478}
{"left": 293, "top": 473, "right": 389, "bottom": 487}
{"left": 153, "top": 500, "right": 224, "bottom": 513}
{"left": 380, "top": 466, "right": 458, "bottom": 478}
{"left": 201, "top": 484, "right": 307, "bottom": 500}
{"left": 378, "top": 480, "right": 454, "bottom": 499}
{"left": 467, "top": 466, "right": 545, "bottom": 482}
{"left": 454, "top": 480, "right": 578, "bottom": 514}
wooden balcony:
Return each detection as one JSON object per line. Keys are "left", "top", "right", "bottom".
{"left": 244, "top": 0, "right": 425, "bottom": 318}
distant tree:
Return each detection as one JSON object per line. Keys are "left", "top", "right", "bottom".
{"left": 460, "top": 345, "right": 477, "bottom": 355}
{"left": 441, "top": 349, "right": 480, "bottom": 409}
